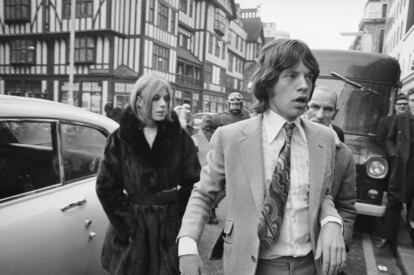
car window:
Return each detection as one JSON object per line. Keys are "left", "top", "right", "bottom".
{"left": 61, "top": 123, "right": 107, "bottom": 182}
{"left": 0, "top": 121, "right": 60, "bottom": 201}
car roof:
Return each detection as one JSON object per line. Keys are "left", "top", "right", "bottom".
{"left": 0, "top": 95, "right": 119, "bottom": 132}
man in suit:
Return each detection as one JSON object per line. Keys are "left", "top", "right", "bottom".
{"left": 376, "top": 93, "right": 412, "bottom": 248}
{"left": 304, "top": 86, "right": 357, "bottom": 254}
{"left": 178, "top": 39, "right": 346, "bottom": 275}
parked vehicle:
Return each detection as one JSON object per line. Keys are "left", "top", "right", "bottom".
{"left": 313, "top": 49, "right": 401, "bottom": 218}
{"left": 0, "top": 95, "right": 118, "bottom": 275}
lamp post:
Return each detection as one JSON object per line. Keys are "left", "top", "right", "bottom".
{"left": 68, "top": 0, "right": 76, "bottom": 105}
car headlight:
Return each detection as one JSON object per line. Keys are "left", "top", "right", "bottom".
{"left": 366, "top": 157, "right": 388, "bottom": 179}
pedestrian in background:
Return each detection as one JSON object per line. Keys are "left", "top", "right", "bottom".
{"left": 178, "top": 39, "right": 345, "bottom": 275}
{"left": 201, "top": 92, "right": 250, "bottom": 224}
{"left": 376, "top": 92, "right": 414, "bottom": 248}
{"left": 104, "top": 101, "right": 122, "bottom": 123}
{"left": 304, "top": 86, "right": 357, "bottom": 274}
{"left": 96, "top": 73, "right": 201, "bottom": 275}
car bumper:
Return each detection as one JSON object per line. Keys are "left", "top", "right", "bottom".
{"left": 355, "top": 202, "right": 385, "bottom": 217}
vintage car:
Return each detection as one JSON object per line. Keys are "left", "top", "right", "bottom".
{"left": 0, "top": 95, "right": 118, "bottom": 274}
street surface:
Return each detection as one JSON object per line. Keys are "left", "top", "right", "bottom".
{"left": 198, "top": 199, "right": 402, "bottom": 275}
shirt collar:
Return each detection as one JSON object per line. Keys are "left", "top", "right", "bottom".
{"left": 263, "top": 110, "right": 307, "bottom": 144}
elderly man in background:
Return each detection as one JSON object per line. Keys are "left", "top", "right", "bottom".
{"left": 304, "top": 86, "right": 357, "bottom": 258}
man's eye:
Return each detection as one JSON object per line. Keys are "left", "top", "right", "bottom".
{"left": 306, "top": 74, "right": 314, "bottom": 80}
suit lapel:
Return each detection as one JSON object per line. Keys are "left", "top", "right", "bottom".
{"left": 238, "top": 115, "right": 265, "bottom": 214}
{"left": 303, "top": 121, "right": 327, "bottom": 219}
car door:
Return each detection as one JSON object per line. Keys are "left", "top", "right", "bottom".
{"left": 0, "top": 120, "right": 109, "bottom": 275}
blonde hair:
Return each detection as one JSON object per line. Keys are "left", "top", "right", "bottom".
{"left": 129, "top": 73, "right": 173, "bottom": 124}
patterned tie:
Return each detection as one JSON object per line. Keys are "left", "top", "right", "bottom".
{"left": 258, "top": 122, "right": 296, "bottom": 249}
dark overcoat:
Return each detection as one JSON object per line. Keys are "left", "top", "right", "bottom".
{"left": 378, "top": 115, "right": 411, "bottom": 200}
{"left": 96, "top": 107, "right": 201, "bottom": 275}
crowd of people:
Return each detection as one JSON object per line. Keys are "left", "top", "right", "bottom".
{"left": 94, "top": 38, "right": 414, "bottom": 275}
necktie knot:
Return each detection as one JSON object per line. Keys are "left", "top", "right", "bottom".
{"left": 283, "top": 122, "right": 296, "bottom": 140}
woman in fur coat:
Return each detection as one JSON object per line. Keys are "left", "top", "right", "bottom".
{"left": 96, "top": 74, "right": 201, "bottom": 275}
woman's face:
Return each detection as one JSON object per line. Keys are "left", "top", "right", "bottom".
{"left": 149, "top": 88, "right": 170, "bottom": 122}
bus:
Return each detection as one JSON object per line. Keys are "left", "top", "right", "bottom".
{"left": 313, "top": 49, "right": 401, "bottom": 218}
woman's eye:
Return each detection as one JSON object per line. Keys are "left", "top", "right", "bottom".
{"left": 153, "top": 95, "right": 160, "bottom": 101}
{"left": 164, "top": 96, "right": 170, "bottom": 102}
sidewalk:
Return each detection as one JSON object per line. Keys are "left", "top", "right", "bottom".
{"left": 396, "top": 221, "right": 414, "bottom": 275}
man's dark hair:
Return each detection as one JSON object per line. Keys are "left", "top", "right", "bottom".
{"left": 407, "top": 88, "right": 414, "bottom": 98}
{"left": 251, "top": 39, "right": 320, "bottom": 114}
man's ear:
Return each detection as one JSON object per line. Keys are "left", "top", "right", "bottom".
{"left": 333, "top": 108, "right": 339, "bottom": 120}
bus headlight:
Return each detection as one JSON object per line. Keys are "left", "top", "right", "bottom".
{"left": 366, "top": 157, "right": 388, "bottom": 179}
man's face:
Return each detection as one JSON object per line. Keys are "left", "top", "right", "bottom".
{"left": 408, "top": 93, "right": 414, "bottom": 115}
{"left": 394, "top": 98, "right": 409, "bottom": 115}
{"left": 229, "top": 102, "right": 242, "bottom": 114}
{"left": 268, "top": 60, "right": 314, "bottom": 121}
{"left": 305, "top": 88, "right": 337, "bottom": 126}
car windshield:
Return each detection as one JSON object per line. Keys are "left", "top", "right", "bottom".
{"left": 315, "top": 79, "right": 395, "bottom": 136}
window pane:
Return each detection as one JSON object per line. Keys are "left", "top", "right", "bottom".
{"left": 60, "top": 124, "right": 106, "bottom": 181}
{"left": 0, "top": 121, "right": 60, "bottom": 200}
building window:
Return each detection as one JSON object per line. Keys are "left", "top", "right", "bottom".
{"left": 63, "top": 0, "right": 93, "bottom": 19}
{"left": 4, "top": 0, "right": 30, "bottom": 23}
{"left": 378, "top": 29, "right": 385, "bottom": 53}
{"left": 148, "top": 0, "right": 155, "bottom": 23}
{"left": 11, "top": 39, "right": 35, "bottom": 65}
{"left": 81, "top": 82, "right": 102, "bottom": 113}
{"left": 382, "top": 4, "right": 387, "bottom": 18}
{"left": 180, "top": 0, "right": 187, "bottom": 13}
{"left": 153, "top": 43, "right": 170, "bottom": 72}
{"left": 228, "top": 53, "right": 233, "bottom": 71}
{"left": 208, "top": 34, "right": 213, "bottom": 54}
{"left": 5, "top": 80, "right": 44, "bottom": 98}
{"left": 171, "top": 10, "right": 176, "bottom": 34}
{"left": 158, "top": 2, "right": 169, "bottom": 31}
{"left": 189, "top": 0, "right": 193, "bottom": 17}
{"left": 205, "top": 64, "right": 212, "bottom": 83}
{"left": 215, "top": 41, "right": 220, "bottom": 57}
{"left": 74, "top": 37, "right": 95, "bottom": 63}
{"left": 214, "top": 8, "right": 226, "bottom": 36}
{"left": 114, "top": 82, "right": 134, "bottom": 108}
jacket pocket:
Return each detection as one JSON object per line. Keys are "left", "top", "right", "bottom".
{"left": 222, "top": 218, "right": 234, "bottom": 244}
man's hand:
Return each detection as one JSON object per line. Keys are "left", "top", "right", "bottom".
{"left": 315, "top": 222, "right": 346, "bottom": 275}
{"left": 179, "top": 254, "right": 204, "bottom": 275}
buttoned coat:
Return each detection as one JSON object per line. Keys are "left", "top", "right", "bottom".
{"left": 377, "top": 115, "right": 411, "bottom": 200}
{"left": 331, "top": 142, "right": 357, "bottom": 249}
{"left": 178, "top": 114, "right": 340, "bottom": 275}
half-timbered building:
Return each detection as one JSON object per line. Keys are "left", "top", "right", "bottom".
{"left": 0, "top": 0, "right": 179, "bottom": 114}
{"left": 0, "top": 0, "right": 264, "bottom": 114}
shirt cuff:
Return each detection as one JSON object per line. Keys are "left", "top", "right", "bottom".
{"left": 321, "top": 216, "right": 343, "bottom": 233}
{"left": 178, "top": 236, "right": 199, "bottom": 256}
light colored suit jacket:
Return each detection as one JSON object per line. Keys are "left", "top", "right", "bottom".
{"left": 331, "top": 142, "right": 357, "bottom": 249}
{"left": 178, "top": 114, "right": 340, "bottom": 275}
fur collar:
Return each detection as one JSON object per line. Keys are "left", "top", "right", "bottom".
{"left": 118, "top": 106, "right": 182, "bottom": 167}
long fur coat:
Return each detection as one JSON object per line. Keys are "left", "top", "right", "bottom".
{"left": 96, "top": 107, "right": 201, "bottom": 275}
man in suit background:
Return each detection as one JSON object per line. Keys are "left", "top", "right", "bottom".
{"left": 178, "top": 39, "right": 345, "bottom": 275}
{"left": 376, "top": 93, "right": 413, "bottom": 248}
{"left": 304, "top": 86, "right": 357, "bottom": 255}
